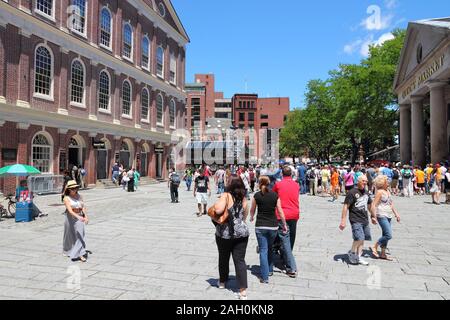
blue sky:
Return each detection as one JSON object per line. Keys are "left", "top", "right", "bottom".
{"left": 171, "top": 0, "right": 448, "bottom": 109}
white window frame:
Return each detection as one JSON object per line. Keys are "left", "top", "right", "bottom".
{"left": 156, "top": 93, "right": 164, "bottom": 127}
{"left": 141, "top": 87, "right": 150, "bottom": 123}
{"left": 156, "top": 46, "right": 164, "bottom": 79}
{"left": 122, "top": 22, "right": 134, "bottom": 62}
{"left": 33, "top": 44, "right": 54, "bottom": 101}
{"left": 169, "top": 99, "right": 176, "bottom": 129}
{"left": 99, "top": 6, "right": 113, "bottom": 51}
{"left": 34, "top": 0, "right": 56, "bottom": 21}
{"left": 70, "top": 58, "right": 86, "bottom": 108}
{"left": 69, "top": 0, "right": 88, "bottom": 39}
{"left": 169, "top": 53, "right": 177, "bottom": 85}
{"left": 98, "top": 70, "right": 111, "bottom": 113}
{"left": 121, "top": 80, "right": 133, "bottom": 118}
{"left": 31, "top": 132, "right": 54, "bottom": 174}
{"left": 141, "top": 35, "right": 151, "bottom": 71}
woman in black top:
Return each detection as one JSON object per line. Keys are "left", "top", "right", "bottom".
{"left": 250, "top": 176, "right": 287, "bottom": 284}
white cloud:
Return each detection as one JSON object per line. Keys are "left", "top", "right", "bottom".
{"left": 361, "top": 12, "right": 394, "bottom": 31}
{"left": 345, "top": 32, "right": 394, "bottom": 57}
{"left": 385, "top": 0, "right": 398, "bottom": 10}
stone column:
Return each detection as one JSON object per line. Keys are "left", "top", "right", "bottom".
{"left": 428, "top": 82, "right": 448, "bottom": 164}
{"left": 399, "top": 104, "right": 412, "bottom": 165}
{"left": 411, "top": 96, "right": 426, "bottom": 167}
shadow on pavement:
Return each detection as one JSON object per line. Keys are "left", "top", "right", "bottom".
{"left": 206, "top": 277, "right": 239, "bottom": 293}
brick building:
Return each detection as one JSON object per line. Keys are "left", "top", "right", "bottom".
{"left": 185, "top": 74, "right": 289, "bottom": 164}
{"left": 0, "top": 0, "right": 189, "bottom": 194}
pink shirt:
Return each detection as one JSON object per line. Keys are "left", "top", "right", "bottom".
{"left": 272, "top": 177, "right": 300, "bottom": 221}
{"left": 344, "top": 172, "right": 354, "bottom": 186}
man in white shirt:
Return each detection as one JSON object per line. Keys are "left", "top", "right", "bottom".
{"left": 215, "top": 166, "right": 226, "bottom": 195}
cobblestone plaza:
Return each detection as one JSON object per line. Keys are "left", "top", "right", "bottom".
{"left": 0, "top": 183, "right": 449, "bottom": 300}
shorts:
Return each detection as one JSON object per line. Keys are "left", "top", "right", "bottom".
{"left": 345, "top": 185, "right": 353, "bottom": 191}
{"left": 391, "top": 179, "right": 398, "bottom": 188}
{"left": 351, "top": 223, "right": 372, "bottom": 242}
{"left": 196, "top": 192, "right": 208, "bottom": 204}
{"left": 417, "top": 183, "right": 425, "bottom": 188}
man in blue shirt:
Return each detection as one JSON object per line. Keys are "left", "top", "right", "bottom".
{"left": 297, "top": 164, "right": 307, "bottom": 194}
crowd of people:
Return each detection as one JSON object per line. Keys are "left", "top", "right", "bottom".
{"left": 111, "top": 163, "right": 141, "bottom": 192}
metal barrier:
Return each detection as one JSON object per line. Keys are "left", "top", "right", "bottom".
{"left": 27, "top": 175, "right": 64, "bottom": 195}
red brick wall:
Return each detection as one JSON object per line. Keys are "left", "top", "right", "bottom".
{"left": 0, "top": 25, "right": 5, "bottom": 99}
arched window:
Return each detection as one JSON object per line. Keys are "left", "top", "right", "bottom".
{"left": 36, "top": 0, "right": 54, "bottom": 17}
{"left": 70, "top": 59, "right": 85, "bottom": 104}
{"left": 169, "top": 99, "right": 176, "bottom": 127}
{"left": 123, "top": 23, "right": 133, "bottom": 60}
{"left": 169, "top": 53, "right": 176, "bottom": 84}
{"left": 32, "top": 133, "right": 52, "bottom": 173}
{"left": 100, "top": 7, "right": 112, "bottom": 49}
{"left": 70, "top": 0, "right": 87, "bottom": 36}
{"left": 141, "top": 36, "right": 150, "bottom": 70}
{"left": 122, "top": 80, "right": 132, "bottom": 116}
{"left": 156, "top": 94, "right": 164, "bottom": 125}
{"left": 141, "top": 88, "right": 149, "bottom": 121}
{"left": 98, "top": 70, "right": 110, "bottom": 110}
{"left": 34, "top": 45, "right": 53, "bottom": 97}
{"left": 156, "top": 46, "right": 164, "bottom": 78}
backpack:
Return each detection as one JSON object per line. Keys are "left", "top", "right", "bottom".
{"left": 392, "top": 170, "right": 399, "bottom": 180}
{"left": 308, "top": 170, "right": 316, "bottom": 180}
{"left": 171, "top": 173, "right": 181, "bottom": 186}
{"left": 402, "top": 170, "right": 412, "bottom": 179}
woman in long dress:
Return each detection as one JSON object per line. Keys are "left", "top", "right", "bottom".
{"left": 63, "top": 180, "right": 89, "bottom": 262}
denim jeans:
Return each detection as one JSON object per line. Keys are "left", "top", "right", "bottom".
{"left": 112, "top": 171, "right": 119, "bottom": 184}
{"left": 299, "top": 179, "right": 307, "bottom": 194}
{"left": 217, "top": 181, "right": 225, "bottom": 194}
{"left": 185, "top": 177, "right": 192, "bottom": 191}
{"left": 255, "top": 229, "right": 277, "bottom": 281}
{"left": 377, "top": 217, "right": 392, "bottom": 249}
{"left": 277, "top": 221, "right": 297, "bottom": 273}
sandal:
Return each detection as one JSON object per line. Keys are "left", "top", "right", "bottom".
{"left": 370, "top": 247, "right": 379, "bottom": 258}
{"left": 380, "top": 255, "right": 393, "bottom": 261}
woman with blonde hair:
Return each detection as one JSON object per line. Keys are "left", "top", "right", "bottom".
{"left": 250, "top": 176, "right": 287, "bottom": 284}
{"left": 370, "top": 175, "right": 400, "bottom": 261}
{"left": 63, "top": 180, "right": 89, "bottom": 262}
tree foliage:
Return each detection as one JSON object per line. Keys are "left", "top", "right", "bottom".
{"left": 281, "top": 29, "right": 406, "bottom": 164}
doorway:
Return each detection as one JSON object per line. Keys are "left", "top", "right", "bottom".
{"left": 97, "top": 150, "right": 108, "bottom": 180}
{"left": 156, "top": 153, "right": 163, "bottom": 178}
{"left": 141, "top": 152, "right": 148, "bottom": 177}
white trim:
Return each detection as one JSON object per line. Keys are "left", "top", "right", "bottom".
{"left": 113, "top": 119, "right": 121, "bottom": 125}
{"left": 70, "top": 58, "right": 86, "bottom": 106}
{"left": 98, "top": 108, "right": 112, "bottom": 115}
{"left": 31, "top": 130, "right": 54, "bottom": 174}
{"left": 141, "top": 35, "right": 151, "bottom": 71}
{"left": 0, "top": 3, "right": 187, "bottom": 101}
{"left": 34, "top": 43, "right": 54, "bottom": 100}
{"left": 34, "top": 0, "right": 56, "bottom": 22}
{"left": 135, "top": 124, "right": 141, "bottom": 129}
{"left": 69, "top": 101, "right": 86, "bottom": 109}
{"left": 99, "top": 6, "right": 113, "bottom": 51}
{"left": 16, "top": 100, "right": 31, "bottom": 108}
{"left": 121, "top": 79, "right": 133, "bottom": 118}
{"left": 141, "top": 119, "right": 150, "bottom": 124}
{"left": 88, "top": 114, "right": 97, "bottom": 120}
{"left": 58, "top": 108, "right": 69, "bottom": 115}
{"left": 98, "top": 69, "right": 111, "bottom": 112}
{"left": 158, "top": 2, "right": 166, "bottom": 17}
{"left": 122, "top": 22, "right": 134, "bottom": 62}
{"left": 68, "top": 0, "right": 88, "bottom": 39}
{"left": 0, "top": 96, "right": 6, "bottom": 104}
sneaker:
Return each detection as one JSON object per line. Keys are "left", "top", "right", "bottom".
{"left": 259, "top": 279, "right": 269, "bottom": 284}
{"left": 239, "top": 292, "right": 248, "bottom": 300}
{"left": 217, "top": 281, "right": 226, "bottom": 289}
{"left": 286, "top": 271, "right": 297, "bottom": 278}
{"left": 358, "top": 257, "right": 369, "bottom": 266}
{"left": 348, "top": 251, "right": 359, "bottom": 265}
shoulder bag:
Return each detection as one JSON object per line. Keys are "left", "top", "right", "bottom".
{"left": 208, "top": 193, "right": 229, "bottom": 225}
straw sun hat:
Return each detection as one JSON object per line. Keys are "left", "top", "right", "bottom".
{"left": 65, "top": 180, "right": 80, "bottom": 190}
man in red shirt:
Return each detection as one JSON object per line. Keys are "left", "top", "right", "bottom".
{"left": 272, "top": 166, "right": 299, "bottom": 277}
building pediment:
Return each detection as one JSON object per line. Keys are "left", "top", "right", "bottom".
{"left": 394, "top": 18, "right": 450, "bottom": 92}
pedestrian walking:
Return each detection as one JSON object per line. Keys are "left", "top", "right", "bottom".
{"left": 331, "top": 167, "right": 340, "bottom": 202}
{"left": 430, "top": 167, "right": 441, "bottom": 205}
{"left": 401, "top": 165, "right": 413, "bottom": 197}
{"left": 445, "top": 169, "right": 450, "bottom": 205}
{"left": 215, "top": 166, "right": 226, "bottom": 195}
{"left": 112, "top": 163, "right": 120, "bottom": 185}
{"left": 250, "top": 176, "right": 288, "bottom": 284}
{"left": 127, "top": 168, "right": 135, "bottom": 192}
{"left": 121, "top": 169, "right": 129, "bottom": 190}
{"left": 339, "top": 175, "right": 376, "bottom": 266}
{"left": 211, "top": 175, "right": 250, "bottom": 300}
{"left": 391, "top": 166, "right": 400, "bottom": 196}
{"left": 168, "top": 168, "right": 180, "bottom": 203}
{"left": 183, "top": 167, "right": 193, "bottom": 191}
{"left": 272, "top": 166, "right": 299, "bottom": 277}
{"left": 370, "top": 175, "right": 401, "bottom": 261}
{"left": 194, "top": 169, "right": 211, "bottom": 216}
{"left": 249, "top": 167, "right": 256, "bottom": 193}
{"left": 307, "top": 166, "right": 317, "bottom": 196}
{"left": 79, "top": 166, "right": 87, "bottom": 189}
{"left": 133, "top": 168, "right": 140, "bottom": 191}
{"left": 298, "top": 163, "right": 307, "bottom": 195}
{"left": 344, "top": 167, "right": 355, "bottom": 195}
{"left": 63, "top": 180, "right": 89, "bottom": 262}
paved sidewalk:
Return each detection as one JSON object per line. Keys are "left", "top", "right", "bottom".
{"left": 0, "top": 183, "right": 449, "bottom": 300}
